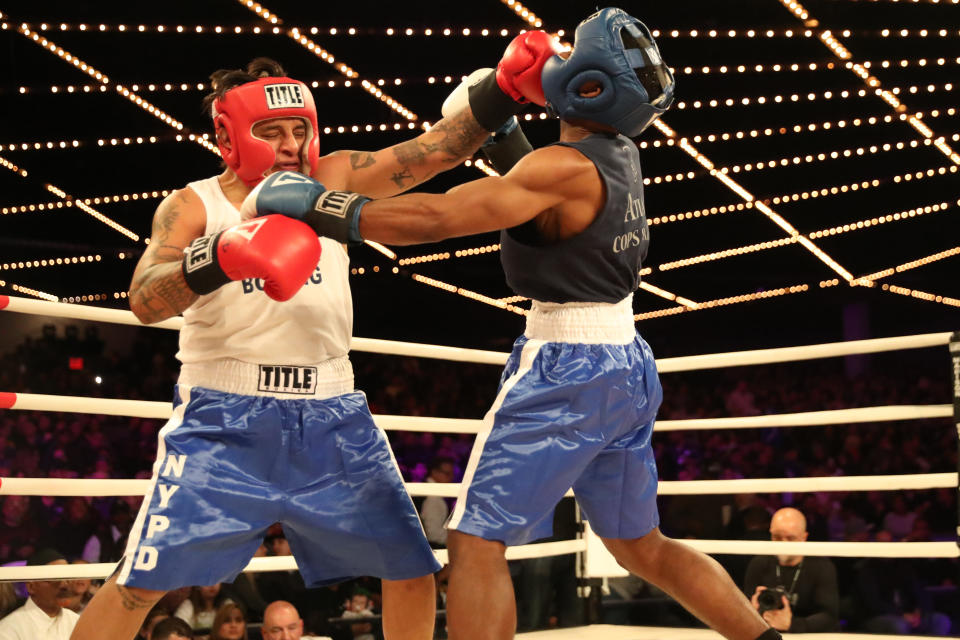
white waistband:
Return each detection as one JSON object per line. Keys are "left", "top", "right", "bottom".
{"left": 524, "top": 295, "right": 637, "bottom": 344}
{"left": 178, "top": 357, "right": 354, "bottom": 399}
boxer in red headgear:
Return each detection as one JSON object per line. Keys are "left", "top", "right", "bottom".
{"left": 212, "top": 76, "right": 321, "bottom": 186}
{"left": 72, "top": 41, "right": 560, "bottom": 640}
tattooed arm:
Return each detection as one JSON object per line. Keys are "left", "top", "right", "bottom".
{"left": 128, "top": 188, "right": 208, "bottom": 324}
{"left": 317, "top": 107, "right": 489, "bottom": 199}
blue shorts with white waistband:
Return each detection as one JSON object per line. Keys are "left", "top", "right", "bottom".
{"left": 449, "top": 333, "right": 663, "bottom": 546}
{"left": 117, "top": 386, "right": 440, "bottom": 590}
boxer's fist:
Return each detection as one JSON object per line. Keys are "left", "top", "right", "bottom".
{"left": 243, "top": 171, "right": 368, "bottom": 245}
{"left": 496, "top": 31, "right": 561, "bottom": 106}
{"left": 181, "top": 214, "right": 321, "bottom": 301}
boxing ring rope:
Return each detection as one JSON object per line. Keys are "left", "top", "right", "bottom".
{"left": 1, "top": 295, "right": 957, "bottom": 582}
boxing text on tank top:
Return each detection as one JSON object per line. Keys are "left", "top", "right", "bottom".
{"left": 499, "top": 133, "right": 649, "bottom": 304}
{"left": 176, "top": 176, "right": 353, "bottom": 371}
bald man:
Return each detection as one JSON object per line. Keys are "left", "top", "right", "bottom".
{"left": 743, "top": 507, "right": 839, "bottom": 632}
{"left": 261, "top": 601, "right": 331, "bottom": 640}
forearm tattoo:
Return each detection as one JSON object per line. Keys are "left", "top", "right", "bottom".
{"left": 116, "top": 584, "right": 157, "bottom": 611}
{"left": 129, "top": 197, "right": 199, "bottom": 323}
{"left": 390, "top": 108, "right": 488, "bottom": 183}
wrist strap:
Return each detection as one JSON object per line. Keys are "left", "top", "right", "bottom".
{"left": 181, "top": 230, "right": 231, "bottom": 295}
{"left": 481, "top": 119, "right": 533, "bottom": 174}
{"left": 303, "top": 190, "right": 369, "bottom": 245}
{"left": 467, "top": 71, "right": 523, "bottom": 132}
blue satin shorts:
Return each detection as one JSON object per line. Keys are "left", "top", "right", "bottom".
{"left": 116, "top": 386, "right": 440, "bottom": 590}
{"left": 448, "top": 333, "right": 663, "bottom": 546}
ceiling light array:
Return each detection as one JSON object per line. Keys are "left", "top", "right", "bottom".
{"left": 657, "top": 200, "right": 954, "bottom": 271}
{"left": 2, "top": 190, "right": 172, "bottom": 216}
{"left": 635, "top": 285, "right": 811, "bottom": 321}
{"left": 233, "top": 0, "right": 416, "bottom": 121}
{"left": 856, "top": 244, "right": 960, "bottom": 283}
{"left": 714, "top": 137, "right": 931, "bottom": 177}
{"left": 0, "top": 155, "right": 27, "bottom": 177}
{"left": 686, "top": 108, "right": 958, "bottom": 146}
{"left": 770, "top": 164, "right": 956, "bottom": 205}
{"left": 880, "top": 283, "right": 960, "bottom": 307}
{"left": 15, "top": 26, "right": 218, "bottom": 156}
{"left": 648, "top": 202, "right": 751, "bottom": 226}
{"left": 850, "top": 0, "right": 959, "bottom": 3}
{"left": 1, "top": 255, "right": 102, "bottom": 271}
{"left": 62, "top": 292, "right": 127, "bottom": 304}
{"left": 501, "top": 0, "right": 544, "bottom": 28}
{"left": 411, "top": 273, "right": 528, "bottom": 315}
{"left": 15, "top": 22, "right": 555, "bottom": 38}
{"left": 660, "top": 124, "right": 854, "bottom": 280}
{"left": 638, "top": 281, "right": 698, "bottom": 308}
{"left": 780, "top": 0, "right": 811, "bottom": 20}
{"left": 672, "top": 82, "right": 955, "bottom": 111}
{"left": 7, "top": 283, "right": 58, "bottom": 302}
{"left": 398, "top": 252, "right": 451, "bottom": 266}
{"left": 785, "top": 4, "right": 960, "bottom": 166}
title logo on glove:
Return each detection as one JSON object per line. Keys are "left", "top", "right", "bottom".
{"left": 314, "top": 190, "right": 364, "bottom": 219}
{"left": 263, "top": 83, "right": 306, "bottom": 110}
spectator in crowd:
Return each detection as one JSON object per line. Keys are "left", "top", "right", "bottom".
{"left": 138, "top": 607, "right": 170, "bottom": 640}
{"left": 261, "top": 600, "right": 332, "bottom": 640}
{"left": 150, "top": 616, "right": 195, "bottom": 640}
{"left": 81, "top": 499, "right": 133, "bottom": 563}
{"left": 210, "top": 603, "right": 247, "bottom": 640}
{"left": 0, "top": 549, "right": 78, "bottom": 640}
{"left": 883, "top": 494, "right": 918, "bottom": 540}
{"left": 0, "top": 496, "right": 41, "bottom": 565}
{"left": 417, "top": 457, "right": 455, "bottom": 548}
{"left": 174, "top": 585, "right": 230, "bottom": 633}
{"left": 0, "top": 583, "right": 19, "bottom": 619}
{"left": 744, "top": 508, "right": 839, "bottom": 632}
{"left": 62, "top": 560, "right": 96, "bottom": 613}
{"left": 340, "top": 592, "right": 375, "bottom": 640}
{"left": 856, "top": 531, "right": 952, "bottom": 635}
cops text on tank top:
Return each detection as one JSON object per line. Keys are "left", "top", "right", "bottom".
{"left": 499, "top": 133, "right": 649, "bottom": 304}
{"left": 176, "top": 176, "right": 353, "bottom": 366}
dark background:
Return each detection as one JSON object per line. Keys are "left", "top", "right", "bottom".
{"left": 2, "top": 0, "right": 959, "bottom": 357}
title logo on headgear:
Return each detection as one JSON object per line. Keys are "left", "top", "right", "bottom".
{"left": 264, "top": 83, "right": 305, "bottom": 110}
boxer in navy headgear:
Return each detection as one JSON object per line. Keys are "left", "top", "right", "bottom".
{"left": 246, "top": 9, "right": 779, "bottom": 640}
{"left": 542, "top": 7, "right": 675, "bottom": 137}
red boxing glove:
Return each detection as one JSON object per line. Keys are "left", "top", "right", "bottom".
{"left": 182, "top": 214, "right": 321, "bottom": 301}
{"left": 495, "top": 30, "right": 562, "bottom": 106}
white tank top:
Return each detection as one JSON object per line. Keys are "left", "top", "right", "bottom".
{"left": 176, "top": 176, "right": 354, "bottom": 394}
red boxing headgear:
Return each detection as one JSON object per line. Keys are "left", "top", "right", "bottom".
{"left": 212, "top": 77, "right": 321, "bottom": 186}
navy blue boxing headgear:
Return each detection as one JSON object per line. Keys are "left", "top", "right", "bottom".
{"left": 541, "top": 8, "right": 675, "bottom": 137}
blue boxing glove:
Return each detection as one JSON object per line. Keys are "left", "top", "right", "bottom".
{"left": 240, "top": 171, "right": 368, "bottom": 245}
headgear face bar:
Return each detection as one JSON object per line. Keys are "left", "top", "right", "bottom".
{"left": 541, "top": 8, "right": 676, "bottom": 138}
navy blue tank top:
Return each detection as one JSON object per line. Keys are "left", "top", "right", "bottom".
{"left": 500, "top": 133, "right": 649, "bottom": 303}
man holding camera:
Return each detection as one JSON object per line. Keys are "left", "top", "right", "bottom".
{"left": 743, "top": 508, "right": 839, "bottom": 632}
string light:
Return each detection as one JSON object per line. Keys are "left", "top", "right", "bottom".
{"left": 769, "top": 164, "right": 956, "bottom": 207}
{"left": 2, "top": 190, "right": 172, "bottom": 215}
{"left": 671, "top": 81, "right": 956, "bottom": 112}
{"left": 638, "top": 281, "right": 698, "bottom": 308}
{"left": 17, "top": 21, "right": 541, "bottom": 37}
{"left": 1, "top": 254, "right": 103, "bottom": 271}
{"left": 635, "top": 285, "right": 811, "bottom": 321}
{"left": 0, "top": 154, "right": 28, "bottom": 177}
{"left": 9, "top": 283, "right": 58, "bottom": 301}
{"left": 658, "top": 200, "right": 954, "bottom": 271}
{"left": 500, "top": 0, "right": 544, "bottom": 28}
{"left": 684, "top": 108, "right": 957, "bottom": 146}
{"left": 233, "top": 0, "right": 416, "bottom": 121}
{"left": 880, "top": 283, "right": 960, "bottom": 307}
{"left": 782, "top": 4, "right": 960, "bottom": 165}
{"left": 410, "top": 273, "right": 528, "bottom": 315}
{"left": 857, "top": 243, "right": 960, "bottom": 283}
{"left": 63, "top": 292, "right": 127, "bottom": 304}
{"left": 15, "top": 25, "right": 218, "bottom": 156}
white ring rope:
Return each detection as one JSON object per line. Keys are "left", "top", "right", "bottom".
{"left": 0, "top": 295, "right": 953, "bottom": 368}
{"left": 2, "top": 472, "right": 956, "bottom": 499}
{"left": 0, "top": 392, "right": 950, "bottom": 433}
{"left": 0, "top": 540, "right": 587, "bottom": 583}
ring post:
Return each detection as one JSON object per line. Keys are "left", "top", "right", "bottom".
{"left": 950, "top": 332, "right": 960, "bottom": 551}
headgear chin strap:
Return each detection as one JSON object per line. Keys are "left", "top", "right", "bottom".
{"left": 212, "top": 77, "right": 321, "bottom": 187}
{"left": 541, "top": 8, "right": 676, "bottom": 138}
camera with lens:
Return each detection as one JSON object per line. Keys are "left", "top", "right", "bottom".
{"left": 757, "top": 586, "right": 789, "bottom": 613}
